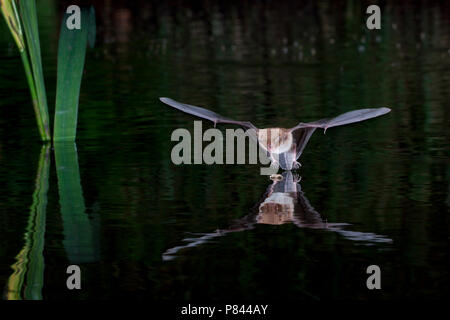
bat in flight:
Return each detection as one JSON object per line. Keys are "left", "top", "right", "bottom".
{"left": 160, "top": 97, "right": 391, "bottom": 170}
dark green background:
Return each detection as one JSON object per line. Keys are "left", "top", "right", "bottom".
{"left": 0, "top": 0, "right": 448, "bottom": 300}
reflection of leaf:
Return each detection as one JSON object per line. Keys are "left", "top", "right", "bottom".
{"left": 7, "top": 144, "right": 50, "bottom": 300}
{"left": 54, "top": 6, "right": 96, "bottom": 142}
{"left": 55, "top": 142, "right": 99, "bottom": 263}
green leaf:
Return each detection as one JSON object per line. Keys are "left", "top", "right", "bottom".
{"left": 18, "top": 0, "right": 50, "bottom": 140}
{"left": 54, "top": 6, "right": 96, "bottom": 142}
{"left": 1, "top": 0, "right": 50, "bottom": 141}
{"left": 0, "top": 0, "right": 25, "bottom": 51}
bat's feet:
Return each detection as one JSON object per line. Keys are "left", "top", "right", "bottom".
{"left": 293, "top": 161, "right": 302, "bottom": 170}
{"left": 293, "top": 174, "right": 301, "bottom": 183}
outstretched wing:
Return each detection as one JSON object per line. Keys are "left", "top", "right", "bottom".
{"left": 160, "top": 97, "right": 257, "bottom": 130}
{"left": 290, "top": 107, "right": 391, "bottom": 132}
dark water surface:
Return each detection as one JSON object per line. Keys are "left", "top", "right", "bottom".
{"left": 0, "top": 0, "right": 449, "bottom": 300}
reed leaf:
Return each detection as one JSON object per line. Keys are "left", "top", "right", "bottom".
{"left": 6, "top": 144, "right": 50, "bottom": 300}
{"left": 1, "top": 0, "right": 50, "bottom": 141}
{"left": 18, "top": 0, "right": 50, "bottom": 140}
{"left": 54, "top": 6, "right": 96, "bottom": 142}
{"left": 0, "top": 0, "right": 24, "bottom": 51}
{"left": 55, "top": 142, "right": 98, "bottom": 263}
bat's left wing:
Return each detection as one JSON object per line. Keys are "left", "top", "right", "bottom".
{"left": 160, "top": 97, "right": 257, "bottom": 131}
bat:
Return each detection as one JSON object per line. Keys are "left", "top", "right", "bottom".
{"left": 160, "top": 97, "right": 391, "bottom": 170}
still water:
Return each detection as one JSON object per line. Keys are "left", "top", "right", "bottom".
{"left": 0, "top": 0, "right": 448, "bottom": 300}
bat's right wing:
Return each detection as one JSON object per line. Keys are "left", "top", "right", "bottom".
{"left": 290, "top": 107, "right": 391, "bottom": 132}
{"left": 289, "top": 107, "right": 390, "bottom": 159}
{"left": 160, "top": 97, "right": 257, "bottom": 131}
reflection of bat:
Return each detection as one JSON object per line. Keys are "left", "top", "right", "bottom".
{"left": 162, "top": 172, "right": 392, "bottom": 261}
{"left": 160, "top": 97, "right": 391, "bottom": 170}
